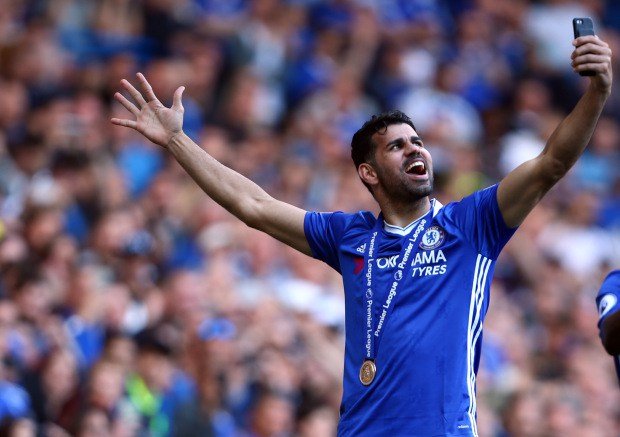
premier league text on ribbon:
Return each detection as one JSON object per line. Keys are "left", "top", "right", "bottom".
{"left": 365, "top": 231, "right": 377, "bottom": 359}
{"left": 373, "top": 219, "right": 426, "bottom": 338}
{"left": 361, "top": 209, "right": 433, "bottom": 385}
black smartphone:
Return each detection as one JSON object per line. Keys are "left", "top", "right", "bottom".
{"left": 573, "top": 17, "right": 595, "bottom": 76}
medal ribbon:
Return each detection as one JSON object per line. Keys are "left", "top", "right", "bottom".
{"left": 362, "top": 205, "right": 434, "bottom": 362}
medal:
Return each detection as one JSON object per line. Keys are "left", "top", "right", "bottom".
{"left": 359, "top": 360, "right": 377, "bottom": 386}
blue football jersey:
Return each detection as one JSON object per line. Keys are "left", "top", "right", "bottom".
{"left": 304, "top": 184, "right": 516, "bottom": 436}
{"left": 595, "top": 270, "right": 620, "bottom": 384}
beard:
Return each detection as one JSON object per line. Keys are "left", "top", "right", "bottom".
{"left": 375, "top": 165, "right": 434, "bottom": 203}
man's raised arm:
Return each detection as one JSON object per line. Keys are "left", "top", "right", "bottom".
{"left": 497, "top": 35, "right": 613, "bottom": 228}
{"left": 111, "top": 73, "right": 312, "bottom": 256}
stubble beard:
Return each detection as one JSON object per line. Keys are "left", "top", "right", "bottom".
{"left": 403, "top": 177, "right": 433, "bottom": 202}
{"left": 377, "top": 166, "right": 434, "bottom": 203}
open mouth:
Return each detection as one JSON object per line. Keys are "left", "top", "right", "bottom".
{"left": 405, "top": 160, "right": 426, "bottom": 176}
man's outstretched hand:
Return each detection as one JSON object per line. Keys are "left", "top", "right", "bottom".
{"left": 111, "top": 73, "right": 185, "bottom": 148}
{"left": 572, "top": 35, "right": 613, "bottom": 95}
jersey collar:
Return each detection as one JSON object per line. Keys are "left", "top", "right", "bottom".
{"left": 382, "top": 199, "right": 443, "bottom": 236}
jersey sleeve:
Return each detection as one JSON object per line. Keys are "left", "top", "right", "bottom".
{"left": 304, "top": 211, "right": 352, "bottom": 273}
{"left": 442, "top": 184, "right": 517, "bottom": 259}
{"left": 596, "top": 270, "right": 620, "bottom": 328}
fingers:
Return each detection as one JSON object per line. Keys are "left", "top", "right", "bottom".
{"left": 121, "top": 79, "right": 147, "bottom": 107}
{"left": 114, "top": 92, "right": 140, "bottom": 116}
{"left": 572, "top": 35, "right": 608, "bottom": 47}
{"left": 572, "top": 54, "right": 609, "bottom": 67}
{"left": 110, "top": 118, "right": 137, "bottom": 129}
{"left": 118, "top": 72, "right": 162, "bottom": 109}
{"left": 571, "top": 37, "right": 612, "bottom": 75}
{"left": 137, "top": 73, "right": 159, "bottom": 103}
{"left": 574, "top": 62, "right": 608, "bottom": 75}
{"left": 112, "top": 74, "right": 185, "bottom": 135}
{"left": 572, "top": 42, "right": 612, "bottom": 59}
{"left": 172, "top": 86, "right": 185, "bottom": 112}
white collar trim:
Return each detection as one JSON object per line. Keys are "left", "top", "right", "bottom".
{"left": 383, "top": 199, "right": 443, "bottom": 236}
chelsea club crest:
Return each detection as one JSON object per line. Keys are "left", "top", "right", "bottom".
{"left": 419, "top": 226, "right": 445, "bottom": 250}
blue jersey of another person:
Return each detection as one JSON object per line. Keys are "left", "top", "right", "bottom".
{"left": 595, "top": 270, "right": 620, "bottom": 384}
{"left": 304, "top": 184, "right": 516, "bottom": 436}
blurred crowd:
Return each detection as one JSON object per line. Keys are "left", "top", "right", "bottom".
{"left": 1, "top": 0, "right": 620, "bottom": 436}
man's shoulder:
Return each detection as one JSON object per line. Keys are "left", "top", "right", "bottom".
{"left": 335, "top": 210, "right": 377, "bottom": 239}
{"left": 304, "top": 210, "right": 378, "bottom": 250}
{"left": 306, "top": 209, "right": 376, "bottom": 229}
{"left": 598, "top": 270, "right": 620, "bottom": 298}
{"left": 597, "top": 270, "right": 620, "bottom": 322}
{"left": 303, "top": 210, "right": 378, "bottom": 267}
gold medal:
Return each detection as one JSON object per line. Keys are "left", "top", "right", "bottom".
{"left": 359, "top": 360, "right": 377, "bottom": 386}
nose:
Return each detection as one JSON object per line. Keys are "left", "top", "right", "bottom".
{"left": 404, "top": 141, "right": 422, "bottom": 156}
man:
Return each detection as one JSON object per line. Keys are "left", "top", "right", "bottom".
{"left": 111, "top": 34, "right": 612, "bottom": 436}
{"left": 596, "top": 270, "right": 620, "bottom": 385}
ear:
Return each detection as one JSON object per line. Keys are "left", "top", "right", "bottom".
{"left": 358, "top": 163, "right": 378, "bottom": 186}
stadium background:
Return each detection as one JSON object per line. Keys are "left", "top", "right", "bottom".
{"left": 1, "top": 0, "right": 620, "bottom": 435}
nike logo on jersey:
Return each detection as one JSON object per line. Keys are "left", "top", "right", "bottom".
{"left": 599, "top": 293, "right": 618, "bottom": 318}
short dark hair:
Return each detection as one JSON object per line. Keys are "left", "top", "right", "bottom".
{"left": 350, "top": 110, "right": 417, "bottom": 190}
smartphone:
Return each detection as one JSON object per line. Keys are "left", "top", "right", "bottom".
{"left": 573, "top": 17, "right": 595, "bottom": 76}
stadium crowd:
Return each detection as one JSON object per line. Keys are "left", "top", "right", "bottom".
{"left": 1, "top": 0, "right": 620, "bottom": 435}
